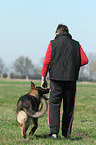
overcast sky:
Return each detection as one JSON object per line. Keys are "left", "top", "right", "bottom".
{"left": 0, "top": 0, "right": 96, "bottom": 66}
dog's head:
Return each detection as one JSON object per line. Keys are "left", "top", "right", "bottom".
{"left": 28, "top": 81, "right": 49, "bottom": 99}
{"left": 27, "top": 82, "right": 49, "bottom": 118}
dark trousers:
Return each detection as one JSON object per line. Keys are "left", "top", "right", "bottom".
{"left": 49, "top": 80, "right": 76, "bottom": 138}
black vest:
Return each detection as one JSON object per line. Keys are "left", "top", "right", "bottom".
{"left": 49, "top": 32, "right": 81, "bottom": 81}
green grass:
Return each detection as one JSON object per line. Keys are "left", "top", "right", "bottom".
{"left": 0, "top": 79, "right": 96, "bottom": 145}
{"left": 0, "top": 79, "right": 41, "bottom": 85}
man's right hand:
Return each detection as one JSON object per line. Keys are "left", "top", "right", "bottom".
{"left": 41, "top": 76, "right": 47, "bottom": 89}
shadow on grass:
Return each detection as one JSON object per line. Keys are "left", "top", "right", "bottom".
{"left": 16, "top": 138, "right": 31, "bottom": 143}
{"left": 16, "top": 132, "right": 89, "bottom": 142}
{"left": 32, "top": 134, "right": 83, "bottom": 141}
{"left": 73, "top": 132, "right": 90, "bottom": 141}
{"left": 33, "top": 134, "right": 48, "bottom": 139}
{"left": 16, "top": 134, "right": 48, "bottom": 143}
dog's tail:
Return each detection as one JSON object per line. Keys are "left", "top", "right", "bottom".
{"left": 23, "top": 97, "right": 47, "bottom": 118}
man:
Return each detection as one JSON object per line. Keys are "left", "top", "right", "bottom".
{"left": 41, "top": 24, "right": 88, "bottom": 140}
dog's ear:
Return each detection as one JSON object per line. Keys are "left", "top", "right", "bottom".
{"left": 31, "top": 81, "right": 36, "bottom": 90}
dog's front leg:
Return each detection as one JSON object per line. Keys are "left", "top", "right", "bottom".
{"left": 29, "top": 118, "right": 38, "bottom": 136}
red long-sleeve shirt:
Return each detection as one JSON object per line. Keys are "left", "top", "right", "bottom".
{"left": 42, "top": 42, "right": 88, "bottom": 76}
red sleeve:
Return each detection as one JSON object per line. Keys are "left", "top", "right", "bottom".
{"left": 41, "top": 42, "right": 52, "bottom": 76}
{"left": 80, "top": 44, "right": 88, "bottom": 66}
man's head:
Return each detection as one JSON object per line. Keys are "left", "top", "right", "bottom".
{"left": 55, "top": 24, "right": 69, "bottom": 35}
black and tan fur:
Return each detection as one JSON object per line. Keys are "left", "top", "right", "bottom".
{"left": 16, "top": 81, "right": 49, "bottom": 138}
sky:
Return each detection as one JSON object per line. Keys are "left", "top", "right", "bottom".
{"left": 0, "top": 0, "right": 96, "bottom": 66}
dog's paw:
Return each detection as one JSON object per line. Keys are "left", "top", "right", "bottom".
{"left": 29, "top": 131, "right": 34, "bottom": 136}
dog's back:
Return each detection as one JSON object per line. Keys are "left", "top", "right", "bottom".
{"left": 16, "top": 94, "right": 39, "bottom": 116}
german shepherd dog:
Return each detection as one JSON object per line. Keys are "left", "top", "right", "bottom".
{"left": 16, "top": 81, "right": 49, "bottom": 138}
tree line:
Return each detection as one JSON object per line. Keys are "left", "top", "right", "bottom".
{"left": 0, "top": 53, "right": 96, "bottom": 81}
{"left": 0, "top": 56, "right": 43, "bottom": 80}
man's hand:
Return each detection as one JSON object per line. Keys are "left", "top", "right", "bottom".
{"left": 41, "top": 76, "right": 47, "bottom": 89}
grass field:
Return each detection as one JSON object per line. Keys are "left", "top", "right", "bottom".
{"left": 0, "top": 79, "right": 96, "bottom": 145}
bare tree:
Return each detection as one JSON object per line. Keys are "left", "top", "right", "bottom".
{"left": 0, "top": 58, "right": 5, "bottom": 78}
{"left": 79, "top": 66, "right": 86, "bottom": 78}
{"left": 79, "top": 65, "right": 89, "bottom": 81}
{"left": 13, "top": 56, "right": 34, "bottom": 78}
{"left": 31, "top": 57, "right": 44, "bottom": 79}
{"left": 87, "top": 53, "right": 96, "bottom": 81}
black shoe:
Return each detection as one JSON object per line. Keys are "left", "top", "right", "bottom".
{"left": 61, "top": 136, "right": 73, "bottom": 141}
{"left": 48, "top": 132, "right": 52, "bottom": 137}
{"left": 68, "top": 137, "right": 73, "bottom": 141}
